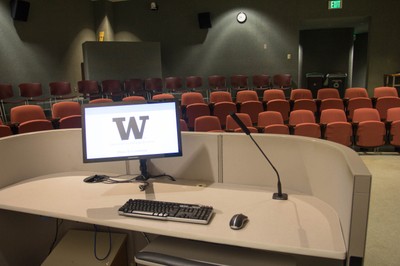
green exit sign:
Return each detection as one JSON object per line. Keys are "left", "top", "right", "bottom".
{"left": 328, "top": 0, "right": 342, "bottom": 9}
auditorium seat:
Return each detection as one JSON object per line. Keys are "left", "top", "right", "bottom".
{"left": 101, "top": 79, "right": 124, "bottom": 101}
{"left": 263, "top": 89, "right": 290, "bottom": 122}
{"left": 230, "top": 74, "right": 248, "bottom": 98}
{"left": 386, "top": 107, "right": 400, "bottom": 147}
{"left": 0, "top": 83, "right": 23, "bottom": 123}
{"left": 10, "top": 105, "right": 53, "bottom": 134}
{"left": 374, "top": 96, "right": 400, "bottom": 121}
{"left": 352, "top": 108, "right": 386, "bottom": 148}
{"left": 320, "top": 109, "right": 352, "bottom": 146}
{"left": 208, "top": 75, "right": 227, "bottom": 93}
{"left": 152, "top": 93, "right": 175, "bottom": 100}
{"left": 18, "top": 82, "right": 49, "bottom": 105}
{"left": 225, "top": 113, "right": 257, "bottom": 133}
{"left": 77, "top": 80, "right": 101, "bottom": 101}
{"left": 288, "top": 110, "right": 321, "bottom": 138}
{"left": 252, "top": 74, "right": 270, "bottom": 99}
{"left": 122, "top": 96, "right": 146, "bottom": 101}
{"left": 145, "top": 78, "right": 163, "bottom": 98}
{"left": 124, "top": 79, "right": 146, "bottom": 98}
{"left": 0, "top": 119, "right": 12, "bottom": 138}
{"left": 212, "top": 102, "right": 237, "bottom": 129}
{"left": 374, "top": 86, "right": 398, "bottom": 98}
{"left": 49, "top": 81, "right": 76, "bottom": 103}
{"left": 194, "top": 116, "right": 224, "bottom": 132}
{"left": 346, "top": 97, "right": 373, "bottom": 121}
{"left": 51, "top": 101, "right": 82, "bottom": 129}
{"left": 257, "top": 111, "right": 289, "bottom": 134}
{"left": 236, "top": 90, "right": 263, "bottom": 124}
{"left": 89, "top": 98, "right": 113, "bottom": 104}
{"left": 316, "top": 88, "right": 340, "bottom": 100}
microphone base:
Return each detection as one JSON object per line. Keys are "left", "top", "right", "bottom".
{"left": 273, "top": 192, "right": 288, "bottom": 200}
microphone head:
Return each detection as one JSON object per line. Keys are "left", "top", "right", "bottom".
{"left": 229, "top": 112, "right": 251, "bottom": 135}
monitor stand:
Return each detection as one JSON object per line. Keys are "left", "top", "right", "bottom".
{"left": 134, "top": 159, "right": 176, "bottom": 182}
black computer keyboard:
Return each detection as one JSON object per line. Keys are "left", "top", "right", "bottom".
{"left": 118, "top": 199, "right": 214, "bottom": 224}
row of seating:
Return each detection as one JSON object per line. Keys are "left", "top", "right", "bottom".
{"left": 177, "top": 87, "right": 400, "bottom": 130}
{"left": 1, "top": 96, "right": 399, "bottom": 151}
{"left": 180, "top": 107, "right": 400, "bottom": 150}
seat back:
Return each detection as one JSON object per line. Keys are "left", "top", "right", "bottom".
{"left": 273, "top": 74, "right": 291, "bottom": 88}
{"left": 252, "top": 74, "right": 270, "bottom": 88}
{"left": 353, "top": 108, "right": 380, "bottom": 122}
{"left": 89, "top": 98, "right": 113, "bottom": 104}
{"left": 290, "top": 89, "right": 313, "bottom": 100}
{"left": 292, "top": 99, "right": 317, "bottom": 113}
{"left": 11, "top": 105, "right": 47, "bottom": 123}
{"left": 208, "top": 75, "right": 226, "bottom": 90}
{"left": 52, "top": 101, "right": 81, "bottom": 119}
{"left": 145, "top": 78, "right": 163, "bottom": 93}
{"left": 375, "top": 96, "right": 400, "bottom": 120}
{"left": 49, "top": 81, "right": 72, "bottom": 97}
{"left": 346, "top": 97, "right": 373, "bottom": 120}
{"left": 263, "top": 89, "right": 286, "bottom": 101}
{"left": 374, "top": 86, "right": 398, "bottom": 98}
{"left": 289, "top": 110, "right": 316, "bottom": 125}
{"left": 212, "top": 102, "right": 237, "bottom": 128}
{"left": 387, "top": 107, "right": 400, "bottom": 122}
{"left": 320, "top": 109, "right": 347, "bottom": 124}
{"left": 101, "top": 80, "right": 123, "bottom": 95}
{"left": 344, "top": 87, "right": 369, "bottom": 99}
{"left": 152, "top": 93, "right": 175, "bottom": 100}
{"left": 236, "top": 90, "right": 258, "bottom": 103}
{"left": 59, "top": 115, "right": 82, "bottom": 129}
{"left": 124, "top": 79, "right": 145, "bottom": 96}
{"left": 226, "top": 113, "right": 253, "bottom": 130}
{"left": 19, "top": 83, "right": 43, "bottom": 98}
{"left": 194, "top": 116, "right": 222, "bottom": 132}
{"left": 181, "top": 92, "right": 205, "bottom": 106}
{"left": 185, "top": 103, "right": 210, "bottom": 129}
{"left": 179, "top": 119, "right": 188, "bottom": 131}
{"left": 209, "top": 91, "right": 233, "bottom": 103}
{"left": 266, "top": 99, "right": 290, "bottom": 121}
{"left": 165, "top": 77, "right": 183, "bottom": 92}
{"left": 258, "top": 111, "right": 284, "bottom": 127}
{"left": 317, "top": 88, "right": 340, "bottom": 100}
{"left": 186, "top": 76, "right": 203, "bottom": 90}
{"left": 78, "top": 80, "right": 99, "bottom": 95}
{"left": 319, "top": 98, "right": 345, "bottom": 112}
{"left": 122, "top": 96, "right": 146, "bottom": 102}
{"left": 230, "top": 75, "right": 248, "bottom": 89}
{"left": 0, "top": 83, "right": 14, "bottom": 100}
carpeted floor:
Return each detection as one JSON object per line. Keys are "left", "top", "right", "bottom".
{"left": 360, "top": 154, "right": 400, "bottom": 266}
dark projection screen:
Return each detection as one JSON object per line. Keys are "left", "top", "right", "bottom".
{"left": 82, "top": 41, "right": 162, "bottom": 81}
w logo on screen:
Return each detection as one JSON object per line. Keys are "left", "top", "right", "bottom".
{"left": 112, "top": 116, "right": 149, "bottom": 140}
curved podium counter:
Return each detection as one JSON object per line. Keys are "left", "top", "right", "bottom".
{"left": 0, "top": 129, "right": 371, "bottom": 266}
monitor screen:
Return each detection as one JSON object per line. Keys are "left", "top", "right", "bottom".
{"left": 81, "top": 99, "right": 182, "bottom": 164}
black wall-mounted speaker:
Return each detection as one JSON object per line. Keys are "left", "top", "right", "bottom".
{"left": 198, "top": 12, "right": 211, "bottom": 29}
{"left": 10, "top": 0, "right": 30, "bottom": 22}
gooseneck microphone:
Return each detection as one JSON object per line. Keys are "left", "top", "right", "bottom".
{"left": 229, "top": 113, "right": 288, "bottom": 200}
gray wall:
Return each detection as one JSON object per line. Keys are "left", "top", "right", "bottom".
{"left": 0, "top": 0, "right": 400, "bottom": 95}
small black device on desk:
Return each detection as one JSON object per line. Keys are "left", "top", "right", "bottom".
{"left": 229, "top": 213, "right": 248, "bottom": 230}
{"left": 83, "top": 174, "right": 109, "bottom": 183}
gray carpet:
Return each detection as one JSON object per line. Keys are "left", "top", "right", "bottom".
{"left": 360, "top": 154, "right": 400, "bottom": 266}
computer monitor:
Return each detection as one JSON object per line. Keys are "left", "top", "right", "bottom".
{"left": 81, "top": 99, "right": 182, "bottom": 180}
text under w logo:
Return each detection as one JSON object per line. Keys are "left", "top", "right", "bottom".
{"left": 112, "top": 116, "right": 149, "bottom": 140}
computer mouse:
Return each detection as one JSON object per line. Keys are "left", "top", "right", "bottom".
{"left": 83, "top": 174, "right": 109, "bottom": 183}
{"left": 229, "top": 213, "right": 248, "bottom": 230}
